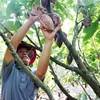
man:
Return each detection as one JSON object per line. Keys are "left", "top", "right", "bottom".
{"left": 1, "top": 4, "right": 61, "bottom": 100}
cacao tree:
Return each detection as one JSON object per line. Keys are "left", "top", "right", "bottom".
{"left": 0, "top": 0, "right": 100, "bottom": 99}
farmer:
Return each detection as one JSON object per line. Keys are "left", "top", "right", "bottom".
{"left": 1, "top": 4, "right": 61, "bottom": 100}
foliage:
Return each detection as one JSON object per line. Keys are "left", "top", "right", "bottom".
{"left": 0, "top": 0, "right": 100, "bottom": 99}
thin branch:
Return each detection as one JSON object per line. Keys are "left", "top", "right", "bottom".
{"left": 78, "top": 39, "right": 99, "bottom": 83}
{"left": 72, "top": 0, "right": 83, "bottom": 48}
{"left": 72, "top": 0, "right": 79, "bottom": 48}
{"left": 33, "top": 24, "right": 42, "bottom": 48}
{"left": 0, "top": 21, "right": 13, "bottom": 35}
{"left": 25, "top": 34, "right": 39, "bottom": 48}
{"left": 77, "top": 39, "right": 90, "bottom": 67}
{"left": 77, "top": 80, "right": 92, "bottom": 100}
{"left": 49, "top": 64, "right": 77, "bottom": 100}
{"left": 50, "top": 56, "right": 81, "bottom": 74}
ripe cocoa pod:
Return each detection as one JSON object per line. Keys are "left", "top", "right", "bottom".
{"left": 40, "top": 0, "right": 48, "bottom": 8}
{"left": 39, "top": 14, "right": 54, "bottom": 31}
{"left": 67, "top": 53, "right": 73, "bottom": 65}
{"left": 51, "top": 13, "right": 61, "bottom": 27}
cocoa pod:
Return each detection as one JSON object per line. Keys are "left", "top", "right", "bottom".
{"left": 65, "top": 98, "right": 70, "bottom": 100}
{"left": 50, "top": 0, "right": 56, "bottom": 4}
{"left": 54, "top": 31, "right": 67, "bottom": 47}
{"left": 82, "top": 17, "right": 92, "bottom": 28}
{"left": 55, "top": 35, "right": 63, "bottom": 48}
{"left": 54, "top": 33, "right": 58, "bottom": 41}
{"left": 40, "top": 0, "right": 48, "bottom": 8}
{"left": 67, "top": 53, "right": 73, "bottom": 65}
{"left": 51, "top": 13, "right": 61, "bottom": 27}
{"left": 54, "top": 31, "right": 67, "bottom": 48}
{"left": 39, "top": 14, "right": 54, "bottom": 31}
{"left": 55, "top": 31, "right": 67, "bottom": 40}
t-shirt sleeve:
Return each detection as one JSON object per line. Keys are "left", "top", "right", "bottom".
{"left": 1, "top": 59, "right": 14, "bottom": 83}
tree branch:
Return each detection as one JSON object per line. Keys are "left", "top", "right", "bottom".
{"left": 33, "top": 24, "right": 42, "bottom": 48}
{"left": 49, "top": 64, "right": 77, "bottom": 100}
{"left": 0, "top": 31, "right": 55, "bottom": 100}
{"left": 72, "top": 1, "right": 83, "bottom": 48}
{"left": 57, "top": 29, "right": 100, "bottom": 97}
{"left": 1, "top": 22, "right": 100, "bottom": 97}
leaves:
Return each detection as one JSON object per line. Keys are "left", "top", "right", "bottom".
{"left": 0, "top": 2, "right": 6, "bottom": 15}
{"left": 1, "top": 0, "right": 8, "bottom": 3}
{"left": 82, "top": 0, "right": 94, "bottom": 6}
{"left": 4, "top": 21, "right": 17, "bottom": 32}
{"left": 83, "top": 20, "right": 98, "bottom": 41}
{"left": 0, "top": 0, "right": 100, "bottom": 99}
{"left": 6, "top": 1, "right": 15, "bottom": 16}
{"left": 96, "top": 32, "right": 100, "bottom": 43}
{"left": 81, "top": 93, "right": 87, "bottom": 100}
{"left": 6, "top": 1, "right": 22, "bottom": 17}
{"left": 15, "top": 21, "right": 22, "bottom": 29}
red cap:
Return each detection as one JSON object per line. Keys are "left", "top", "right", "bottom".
{"left": 17, "top": 41, "right": 36, "bottom": 65}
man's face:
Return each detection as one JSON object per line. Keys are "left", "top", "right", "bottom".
{"left": 17, "top": 47, "right": 30, "bottom": 66}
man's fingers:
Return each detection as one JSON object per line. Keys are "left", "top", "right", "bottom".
{"left": 54, "top": 23, "right": 62, "bottom": 33}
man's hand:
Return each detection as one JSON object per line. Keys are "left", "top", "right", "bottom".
{"left": 29, "top": 4, "right": 43, "bottom": 21}
{"left": 40, "top": 22, "right": 62, "bottom": 41}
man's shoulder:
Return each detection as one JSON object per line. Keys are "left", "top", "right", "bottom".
{"left": 2, "top": 59, "right": 15, "bottom": 67}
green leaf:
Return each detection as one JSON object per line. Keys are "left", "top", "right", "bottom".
{"left": 0, "top": 12, "right": 2, "bottom": 17}
{"left": 17, "top": 0, "right": 27, "bottom": 2}
{"left": 27, "top": 30, "right": 34, "bottom": 35}
{"left": 0, "top": 11, "right": 12, "bottom": 20}
{"left": 83, "top": 20, "right": 98, "bottom": 41}
{"left": 6, "top": 1, "right": 15, "bottom": 16}
{"left": 1, "top": 0, "right": 7, "bottom": 3}
{"left": 96, "top": 32, "right": 100, "bottom": 43}
{"left": 13, "top": 3, "right": 21, "bottom": 10}
{"left": 67, "top": 0, "right": 73, "bottom": 5}
{"left": 0, "top": 15, "right": 11, "bottom": 20}
{"left": 0, "top": 2, "right": 6, "bottom": 15}
{"left": 81, "top": 93, "right": 87, "bottom": 100}
{"left": 55, "top": 1, "right": 66, "bottom": 13}
{"left": 14, "top": 21, "right": 21, "bottom": 29}
{"left": 82, "top": 0, "right": 94, "bottom": 6}
{"left": 4, "top": 21, "right": 17, "bottom": 31}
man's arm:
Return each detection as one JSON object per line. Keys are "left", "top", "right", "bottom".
{"left": 36, "top": 23, "right": 62, "bottom": 80}
{"left": 4, "top": 4, "right": 42, "bottom": 65}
